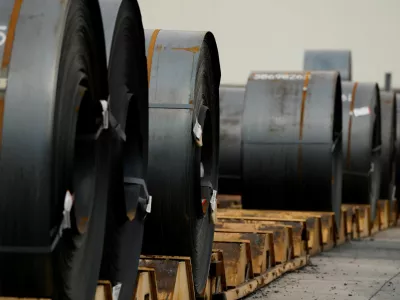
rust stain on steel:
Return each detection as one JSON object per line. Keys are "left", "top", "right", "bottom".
{"left": 146, "top": 29, "right": 161, "bottom": 87}
{"left": 299, "top": 72, "right": 311, "bottom": 140}
{"left": 298, "top": 72, "right": 311, "bottom": 177}
{"left": 0, "top": 0, "right": 23, "bottom": 148}
{"left": 346, "top": 82, "right": 358, "bottom": 169}
{"left": 171, "top": 46, "right": 200, "bottom": 53}
{"left": 1, "top": 0, "right": 23, "bottom": 70}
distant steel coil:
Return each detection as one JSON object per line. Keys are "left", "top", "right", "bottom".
{"left": 0, "top": 1, "right": 112, "bottom": 299}
{"left": 341, "top": 82, "right": 381, "bottom": 220}
{"left": 98, "top": 1, "right": 150, "bottom": 299}
{"left": 304, "top": 50, "right": 352, "bottom": 81}
{"left": 219, "top": 85, "right": 245, "bottom": 195}
{"left": 142, "top": 29, "right": 221, "bottom": 296}
{"left": 379, "top": 91, "right": 396, "bottom": 202}
{"left": 241, "top": 71, "right": 343, "bottom": 227}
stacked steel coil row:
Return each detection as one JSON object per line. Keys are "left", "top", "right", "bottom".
{"left": 0, "top": 1, "right": 220, "bottom": 299}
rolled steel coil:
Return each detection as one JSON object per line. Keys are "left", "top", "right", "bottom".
{"left": 304, "top": 50, "right": 352, "bottom": 81}
{"left": 379, "top": 91, "right": 396, "bottom": 202}
{"left": 142, "top": 29, "right": 221, "bottom": 296}
{"left": 219, "top": 85, "right": 245, "bottom": 195}
{"left": 341, "top": 82, "right": 381, "bottom": 220}
{"left": 241, "top": 71, "right": 343, "bottom": 227}
{"left": 0, "top": 0, "right": 112, "bottom": 299}
{"left": 99, "top": 1, "right": 150, "bottom": 299}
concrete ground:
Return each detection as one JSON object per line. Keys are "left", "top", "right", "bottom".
{"left": 248, "top": 227, "right": 400, "bottom": 300}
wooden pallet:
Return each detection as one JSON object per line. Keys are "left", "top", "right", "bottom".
{"left": 6, "top": 197, "right": 397, "bottom": 300}
{"left": 218, "top": 209, "right": 323, "bottom": 256}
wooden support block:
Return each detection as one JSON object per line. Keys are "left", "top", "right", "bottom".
{"left": 139, "top": 256, "right": 195, "bottom": 300}
{"left": 371, "top": 204, "right": 381, "bottom": 234}
{"left": 218, "top": 209, "right": 321, "bottom": 256}
{"left": 391, "top": 199, "right": 398, "bottom": 226}
{"left": 134, "top": 268, "right": 158, "bottom": 300}
{"left": 95, "top": 281, "right": 113, "bottom": 300}
{"left": 214, "top": 256, "right": 309, "bottom": 300}
{"left": 212, "top": 238, "right": 254, "bottom": 288}
{"left": 378, "top": 200, "right": 390, "bottom": 230}
{"left": 356, "top": 205, "right": 372, "bottom": 237}
{"left": 208, "top": 249, "right": 227, "bottom": 295}
{"left": 217, "top": 218, "right": 294, "bottom": 263}
{"left": 214, "top": 228, "right": 274, "bottom": 274}
{"left": 218, "top": 216, "right": 307, "bottom": 258}
{"left": 341, "top": 205, "right": 361, "bottom": 239}
{"left": 217, "top": 195, "right": 242, "bottom": 209}
{"left": 337, "top": 210, "right": 347, "bottom": 245}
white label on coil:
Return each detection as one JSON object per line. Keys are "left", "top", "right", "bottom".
{"left": 0, "top": 78, "right": 7, "bottom": 91}
{"left": 0, "top": 26, "right": 7, "bottom": 46}
{"left": 351, "top": 106, "right": 370, "bottom": 117}
{"left": 193, "top": 119, "right": 202, "bottom": 140}
{"left": 342, "top": 93, "right": 352, "bottom": 102}
{"left": 112, "top": 283, "right": 122, "bottom": 300}
{"left": 252, "top": 73, "right": 308, "bottom": 81}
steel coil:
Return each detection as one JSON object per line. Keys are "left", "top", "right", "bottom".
{"left": 379, "top": 91, "right": 396, "bottom": 202}
{"left": 142, "top": 29, "right": 221, "bottom": 296}
{"left": 98, "top": 1, "right": 150, "bottom": 299}
{"left": 304, "top": 50, "right": 352, "bottom": 81}
{"left": 0, "top": 0, "right": 112, "bottom": 299}
{"left": 241, "top": 71, "right": 343, "bottom": 227}
{"left": 219, "top": 85, "right": 245, "bottom": 195}
{"left": 341, "top": 82, "right": 381, "bottom": 220}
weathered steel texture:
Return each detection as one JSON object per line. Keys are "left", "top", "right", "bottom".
{"left": 142, "top": 29, "right": 221, "bottom": 296}
{"left": 341, "top": 81, "right": 382, "bottom": 220}
{"left": 98, "top": 1, "right": 149, "bottom": 299}
{"left": 379, "top": 91, "right": 396, "bottom": 201}
{"left": 304, "top": 49, "right": 352, "bottom": 81}
{"left": 219, "top": 85, "right": 245, "bottom": 195}
{"left": 0, "top": 0, "right": 110, "bottom": 298}
{"left": 241, "top": 71, "right": 343, "bottom": 227}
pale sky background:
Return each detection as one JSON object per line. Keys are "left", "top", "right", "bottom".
{"left": 137, "top": 0, "right": 399, "bottom": 88}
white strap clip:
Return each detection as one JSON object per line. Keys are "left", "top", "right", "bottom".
{"left": 146, "top": 195, "right": 152, "bottom": 214}
{"left": 100, "top": 99, "right": 109, "bottom": 129}
{"left": 193, "top": 118, "right": 203, "bottom": 146}
{"left": 112, "top": 283, "right": 122, "bottom": 300}
{"left": 61, "top": 191, "right": 74, "bottom": 230}
{"left": 210, "top": 190, "right": 217, "bottom": 211}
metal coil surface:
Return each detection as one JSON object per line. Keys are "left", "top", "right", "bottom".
{"left": 99, "top": 1, "right": 149, "bottom": 299}
{"left": 219, "top": 85, "right": 245, "bottom": 195}
{"left": 379, "top": 91, "right": 396, "bottom": 202}
{"left": 142, "top": 29, "right": 221, "bottom": 296}
{"left": 0, "top": 0, "right": 112, "bottom": 299}
{"left": 241, "top": 71, "right": 343, "bottom": 227}
{"left": 304, "top": 50, "right": 352, "bottom": 81}
{"left": 341, "top": 82, "right": 381, "bottom": 220}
